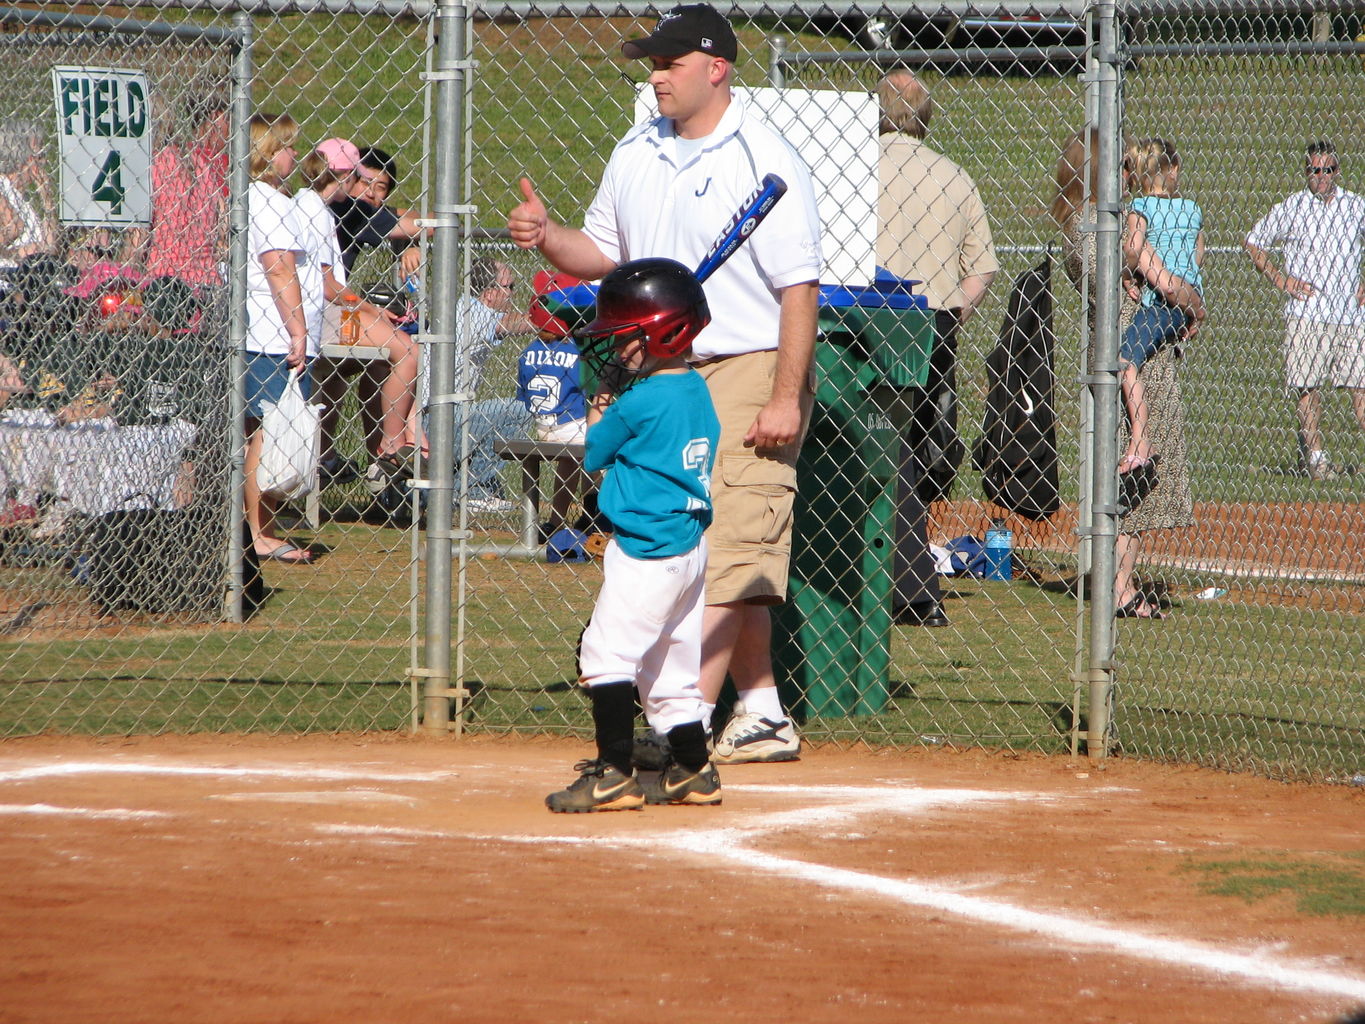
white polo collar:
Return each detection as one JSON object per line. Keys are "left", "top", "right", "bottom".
{"left": 645, "top": 95, "right": 746, "bottom": 167}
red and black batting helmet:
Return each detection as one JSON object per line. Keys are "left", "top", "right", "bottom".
{"left": 577, "top": 257, "right": 711, "bottom": 360}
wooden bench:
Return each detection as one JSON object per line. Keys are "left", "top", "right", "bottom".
{"left": 493, "top": 438, "right": 586, "bottom": 552}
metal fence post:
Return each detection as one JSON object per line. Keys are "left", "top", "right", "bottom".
{"left": 225, "top": 10, "right": 252, "bottom": 624}
{"left": 1085, "top": 0, "right": 1122, "bottom": 758}
{"left": 768, "top": 33, "right": 787, "bottom": 88}
{"left": 420, "top": 0, "right": 467, "bottom": 735}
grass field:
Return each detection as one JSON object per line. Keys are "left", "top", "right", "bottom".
{"left": 0, "top": 7, "right": 1360, "bottom": 783}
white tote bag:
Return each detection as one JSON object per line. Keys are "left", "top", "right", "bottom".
{"left": 255, "top": 368, "right": 322, "bottom": 501}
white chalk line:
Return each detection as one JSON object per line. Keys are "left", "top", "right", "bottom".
{"left": 0, "top": 761, "right": 457, "bottom": 784}
{"left": 0, "top": 802, "right": 169, "bottom": 821}
{"left": 673, "top": 830, "right": 1365, "bottom": 1003}
{"left": 209, "top": 790, "right": 420, "bottom": 807}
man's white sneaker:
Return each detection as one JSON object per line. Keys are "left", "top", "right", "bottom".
{"left": 711, "top": 701, "right": 800, "bottom": 764}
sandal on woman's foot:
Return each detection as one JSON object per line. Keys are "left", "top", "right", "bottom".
{"left": 378, "top": 445, "right": 417, "bottom": 470}
{"left": 364, "top": 448, "right": 416, "bottom": 496}
{"left": 256, "top": 540, "right": 313, "bottom": 564}
{"left": 1116, "top": 594, "right": 1165, "bottom": 619}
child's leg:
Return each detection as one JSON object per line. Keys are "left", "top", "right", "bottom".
{"left": 546, "top": 674, "right": 644, "bottom": 812}
{"left": 578, "top": 538, "right": 702, "bottom": 739}
{"left": 1119, "top": 360, "right": 1152, "bottom": 467}
{"left": 635, "top": 540, "right": 709, "bottom": 764}
{"left": 586, "top": 679, "right": 635, "bottom": 775}
{"left": 665, "top": 721, "right": 710, "bottom": 774}
{"left": 546, "top": 547, "right": 650, "bottom": 810}
{"left": 1118, "top": 305, "right": 1182, "bottom": 466}
{"left": 634, "top": 546, "right": 723, "bottom": 806}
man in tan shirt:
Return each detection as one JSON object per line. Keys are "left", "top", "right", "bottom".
{"left": 876, "top": 70, "right": 998, "bottom": 625}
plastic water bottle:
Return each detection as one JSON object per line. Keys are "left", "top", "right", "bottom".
{"left": 984, "top": 518, "right": 1013, "bottom": 581}
{"left": 340, "top": 290, "right": 362, "bottom": 344}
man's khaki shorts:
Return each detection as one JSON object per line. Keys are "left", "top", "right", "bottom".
{"left": 1284, "top": 317, "right": 1365, "bottom": 391}
{"left": 694, "top": 349, "right": 815, "bottom": 606}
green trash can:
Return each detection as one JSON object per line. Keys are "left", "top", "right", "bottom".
{"left": 776, "top": 285, "right": 933, "bottom": 718}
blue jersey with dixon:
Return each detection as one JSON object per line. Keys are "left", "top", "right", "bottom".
{"left": 515, "top": 337, "right": 587, "bottom": 425}
{"left": 585, "top": 369, "right": 719, "bottom": 560}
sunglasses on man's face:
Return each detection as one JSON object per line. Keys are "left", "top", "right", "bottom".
{"left": 1307, "top": 164, "right": 1340, "bottom": 176}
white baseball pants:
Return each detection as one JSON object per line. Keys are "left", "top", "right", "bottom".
{"left": 579, "top": 536, "right": 707, "bottom": 735}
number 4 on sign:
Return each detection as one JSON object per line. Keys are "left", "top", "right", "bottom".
{"left": 92, "top": 151, "right": 124, "bottom": 214}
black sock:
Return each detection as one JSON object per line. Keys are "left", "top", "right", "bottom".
{"left": 667, "top": 720, "right": 709, "bottom": 773}
{"left": 590, "top": 681, "right": 636, "bottom": 775}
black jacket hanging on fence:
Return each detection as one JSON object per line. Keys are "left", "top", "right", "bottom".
{"left": 971, "top": 255, "right": 1060, "bottom": 520}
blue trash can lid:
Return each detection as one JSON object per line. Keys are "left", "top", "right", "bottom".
{"left": 551, "top": 269, "right": 926, "bottom": 311}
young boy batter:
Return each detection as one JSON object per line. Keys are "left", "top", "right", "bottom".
{"left": 545, "top": 258, "right": 722, "bottom": 813}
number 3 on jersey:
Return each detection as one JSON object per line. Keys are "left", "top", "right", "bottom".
{"left": 682, "top": 437, "right": 712, "bottom": 510}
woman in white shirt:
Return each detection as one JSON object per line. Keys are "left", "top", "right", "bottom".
{"left": 245, "top": 112, "right": 316, "bottom": 564}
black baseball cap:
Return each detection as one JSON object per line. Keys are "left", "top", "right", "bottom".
{"left": 623, "top": 4, "right": 738, "bottom": 62}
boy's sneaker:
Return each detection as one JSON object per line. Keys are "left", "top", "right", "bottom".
{"left": 642, "top": 760, "right": 722, "bottom": 806}
{"left": 630, "top": 730, "right": 672, "bottom": 771}
{"left": 711, "top": 701, "right": 801, "bottom": 764}
{"left": 545, "top": 759, "right": 644, "bottom": 813}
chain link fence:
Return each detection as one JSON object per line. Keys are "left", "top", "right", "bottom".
{"left": 0, "top": 2, "right": 430, "bottom": 733}
{"left": 1109, "top": 0, "right": 1365, "bottom": 779}
{"left": 0, "top": 1, "right": 1360, "bottom": 784}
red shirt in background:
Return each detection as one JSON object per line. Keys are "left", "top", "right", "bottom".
{"left": 144, "top": 142, "right": 226, "bottom": 287}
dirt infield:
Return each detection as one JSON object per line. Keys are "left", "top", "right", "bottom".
{"left": 1, "top": 734, "right": 1362, "bottom": 1024}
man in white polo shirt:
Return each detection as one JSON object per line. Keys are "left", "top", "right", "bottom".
{"left": 508, "top": 3, "right": 822, "bottom": 765}
{"left": 1244, "top": 139, "right": 1365, "bottom": 479}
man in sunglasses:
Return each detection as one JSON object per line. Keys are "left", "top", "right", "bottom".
{"left": 1245, "top": 139, "right": 1365, "bottom": 479}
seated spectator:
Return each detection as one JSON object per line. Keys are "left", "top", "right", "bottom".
{"left": 422, "top": 257, "right": 534, "bottom": 512}
{"left": 296, "top": 139, "right": 419, "bottom": 487}
{"left": 516, "top": 270, "right": 596, "bottom": 535}
{"left": 0, "top": 259, "right": 169, "bottom": 537}
{"left": 0, "top": 352, "right": 33, "bottom": 526}
{"left": 328, "top": 145, "right": 428, "bottom": 281}
{"left": 0, "top": 117, "right": 57, "bottom": 280}
{"left": 63, "top": 227, "right": 146, "bottom": 302}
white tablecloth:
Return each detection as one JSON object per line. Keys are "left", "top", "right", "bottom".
{"left": 0, "top": 414, "right": 197, "bottom": 515}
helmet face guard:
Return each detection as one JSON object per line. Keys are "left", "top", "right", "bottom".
{"left": 575, "top": 258, "right": 710, "bottom": 376}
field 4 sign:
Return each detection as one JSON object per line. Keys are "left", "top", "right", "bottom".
{"left": 52, "top": 66, "right": 153, "bottom": 227}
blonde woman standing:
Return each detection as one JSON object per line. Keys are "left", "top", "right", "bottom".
{"left": 245, "top": 111, "right": 317, "bottom": 564}
{"left": 1051, "top": 129, "right": 1203, "bottom": 620}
